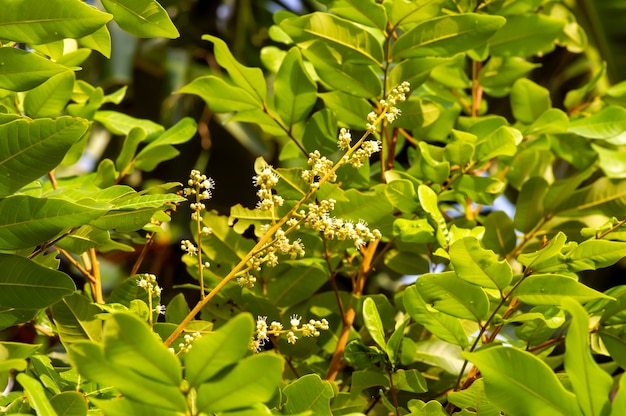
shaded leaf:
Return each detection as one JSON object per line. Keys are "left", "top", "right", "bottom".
{"left": 0, "top": 254, "right": 75, "bottom": 309}
{"left": 274, "top": 47, "right": 317, "bottom": 127}
{"left": 489, "top": 14, "right": 565, "bottom": 57}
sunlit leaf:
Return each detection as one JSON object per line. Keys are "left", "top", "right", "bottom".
{"left": 392, "top": 14, "right": 505, "bottom": 59}
{"left": 101, "top": 0, "right": 179, "bottom": 38}
{"left": 515, "top": 274, "right": 611, "bottom": 305}
{"left": 0, "top": 0, "right": 111, "bottom": 44}
{"left": 561, "top": 298, "right": 613, "bottom": 416}
{"left": 283, "top": 374, "right": 335, "bottom": 416}
{"left": 464, "top": 346, "right": 582, "bottom": 416}
{"left": 449, "top": 237, "right": 512, "bottom": 291}
{"left": 0, "top": 117, "right": 89, "bottom": 197}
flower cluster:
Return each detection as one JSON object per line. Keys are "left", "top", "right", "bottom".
{"left": 345, "top": 139, "right": 382, "bottom": 169}
{"left": 136, "top": 273, "right": 163, "bottom": 298}
{"left": 184, "top": 169, "right": 215, "bottom": 222}
{"left": 171, "top": 331, "right": 202, "bottom": 354}
{"left": 300, "top": 199, "right": 382, "bottom": 249}
{"left": 366, "top": 81, "right": 410, "bottom": 133}
{"left": 237, "top": 227, "right": 305, "bottom": 288}
{"left": 302, "top": 150, "right": 337, "bottom": 187}
{"left": 250, "top": 314, "right": 330, "bottom": 352}
{"left": 136, "top": 273, "right": 166, "bottom": 325}
{"left": 253, "top": 165, "right": 284, "bottom": 210}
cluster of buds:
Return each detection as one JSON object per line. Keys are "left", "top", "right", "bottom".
{"left": 302, "top": 150, "right": 337, "bottom": 188}
{"left": 366, "top": 81, "right": 410, "bottom": 133}
{"left": 253, "top": 164, "right": 284, "bottom": 211}
{"left": 299, "top": 199, "right": 382, "bottom": 249}
{"left": 237, "top": 227, "right": 305, "bottom": 288}
{"left": 170, "top": 331, "right": 202, "bottom": 354}
{"left": 183, "top": 169, "right": 215, "bottom": 222}
{"left": 136, "top": 274, "right": 166, "bottom": 324}
{"left": 250, "top": 314, "right": 330, "bottom": 352}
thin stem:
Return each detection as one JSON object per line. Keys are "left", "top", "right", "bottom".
{"left": 89, "top": 248, "right": 104, "bottom": 304}
{"left": 57, "top": 248, "right": 97, "bottom": 284}
{"left": 325, "top": 240, "right": 378, "bottom": 381}
{"left": 131, "top": 232, "right": 155, "bottom": 276}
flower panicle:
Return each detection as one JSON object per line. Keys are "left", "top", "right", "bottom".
{"left": 250, "top": 315, "right": 330, "bottom": 352}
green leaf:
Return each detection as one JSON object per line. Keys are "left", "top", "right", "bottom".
{"left": 0, "top": 117, "right": 89, "bottom": 197}
{"left": 593, "top": 144, "right": 626, "bottom": 179}
{"left": 415, "top": 271, "right": 490, "bottom": 321}
{"left": 103, "top": 313, "right": 182, "bottom": 386}
{"left": 0, "top": 48, "right": 69, "bottom": 92}
{"left": 196, "top": 354, "right": 283, "bottom": 413}
{"left": 135, "top": 117, "right": 197, "bottom": 169}
{"left": 303, "top": 45, "right": 382, "bottom": 98}
{"left": 553, "top": 177, "right": 626, "bottom": 218}
{"left": 567, "top": 239, "right": 626, "bottom": 271}
{"left": 16, "top": 373, "right": 58, "bottom": 416}
{"left": 0, "top": 196, "right": 106, "bottom": 250}
{"left": 116, "top": 127, "right": 146, "bottom": 174}
{"left": 569, "top": 106, "right": 626, "bottom": 139}
{"left": 318, "top": 0, "right": 387, "bottom": 30}
{"left": 283, "top": 374, "right": 335, "bottom": 416}
{"left": 392, "top": 14, "right": 505, "bottom": 59}
{"left": 489, "top": 14, "right": 566, "bottom": 57}
{"left": 94, "top": 110, "right": 164, "bottom": 138}
{"left": 464, "top": 346, "right": 582, "bottom": 416}
{"left": 510, "top": 79, "right": 552, "bottom": 124}
{"left": 51, "top": 293, "right": 103, "bottom": 345}
{"left": 515, "top": 274, "right": 610, "bottom": 305}
{"left": 447, "top": 379, "right": 500, "bottom": 416}
{"left": 69, "top": 340, "right": 186, "bottom": 412}
{"left": 267, "top": 259, "right": 328, "bottom": 307}
{"left": 178, "top": 76, "right": 261, "bottom": 113}
{"left": 482, "top": 211, "right": 516, "bottom": 256}
{"left": 524, "top": 108, "right": 570, "bottom": 136}
{"left": 455, "top": 175, "right": 505, "bottom": 205}
{"left": 403, "top": 285, "right": 469, "bottom": 348}
{"left": 475, "top": 125, "right": 520, "bottom": 161}
{"left": 280, "top": 12, "right": 384, "bottom": 64}
{"left": 514, "top": 177, "right": 549, "bottom": 233}
{"left": 517, "top": 232, "right": 568, "bottom": 273}
{"left": 449, "top": 237, "right": 513, "bottom": 291}
{"left": 0, "top": 254, "right": 75, "bottom": 309}
{"left": 274, "top": 47, "right": 317, "bottom": 127}
{"left": 389, "top": 57, "right": 451, "bottom": 92}
{"left": 393, "top": 218, "right": 435, "bottom": 244}
{"left": 319, "top": 91, "right": 372, "bottom": 129}
{"left": 184, "top": 313, "right": 253, "bottom": 387}
{"left": 561, "top": 298, "right": 613, "bottom": 416}
{"left": 23, "top": 71, "right": 75, "bottom": 118}
{"left": 385, "top": 179, "right": 420, "bottom": 213}
{"left": 0, "top": 0, "right": 112, "bottom": 44}
{"left": 392, "top": 369, "right": 428, "bottom": 393}
{"left": 101, "top": 0, "right": 179, "bottom": 39}
{"left": 202, "top": 34, "right": 267, "bottom": 101}
{"left": 479, "top": 57, "right": 540, "bottom": 90}
{"left": 418, "top": 184, "right": 448, "bottom": 247}
{"left": 50, "top": 391, "right": 88, "bottom": 416}
{"left": 79, "top": 25, "right": 112, "bottom": 58}
{"left": 302, "top": 109, "right": 338, "bottom": 155}
{"left": 363, "top": 297, "right": 387, "bottom": 351}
